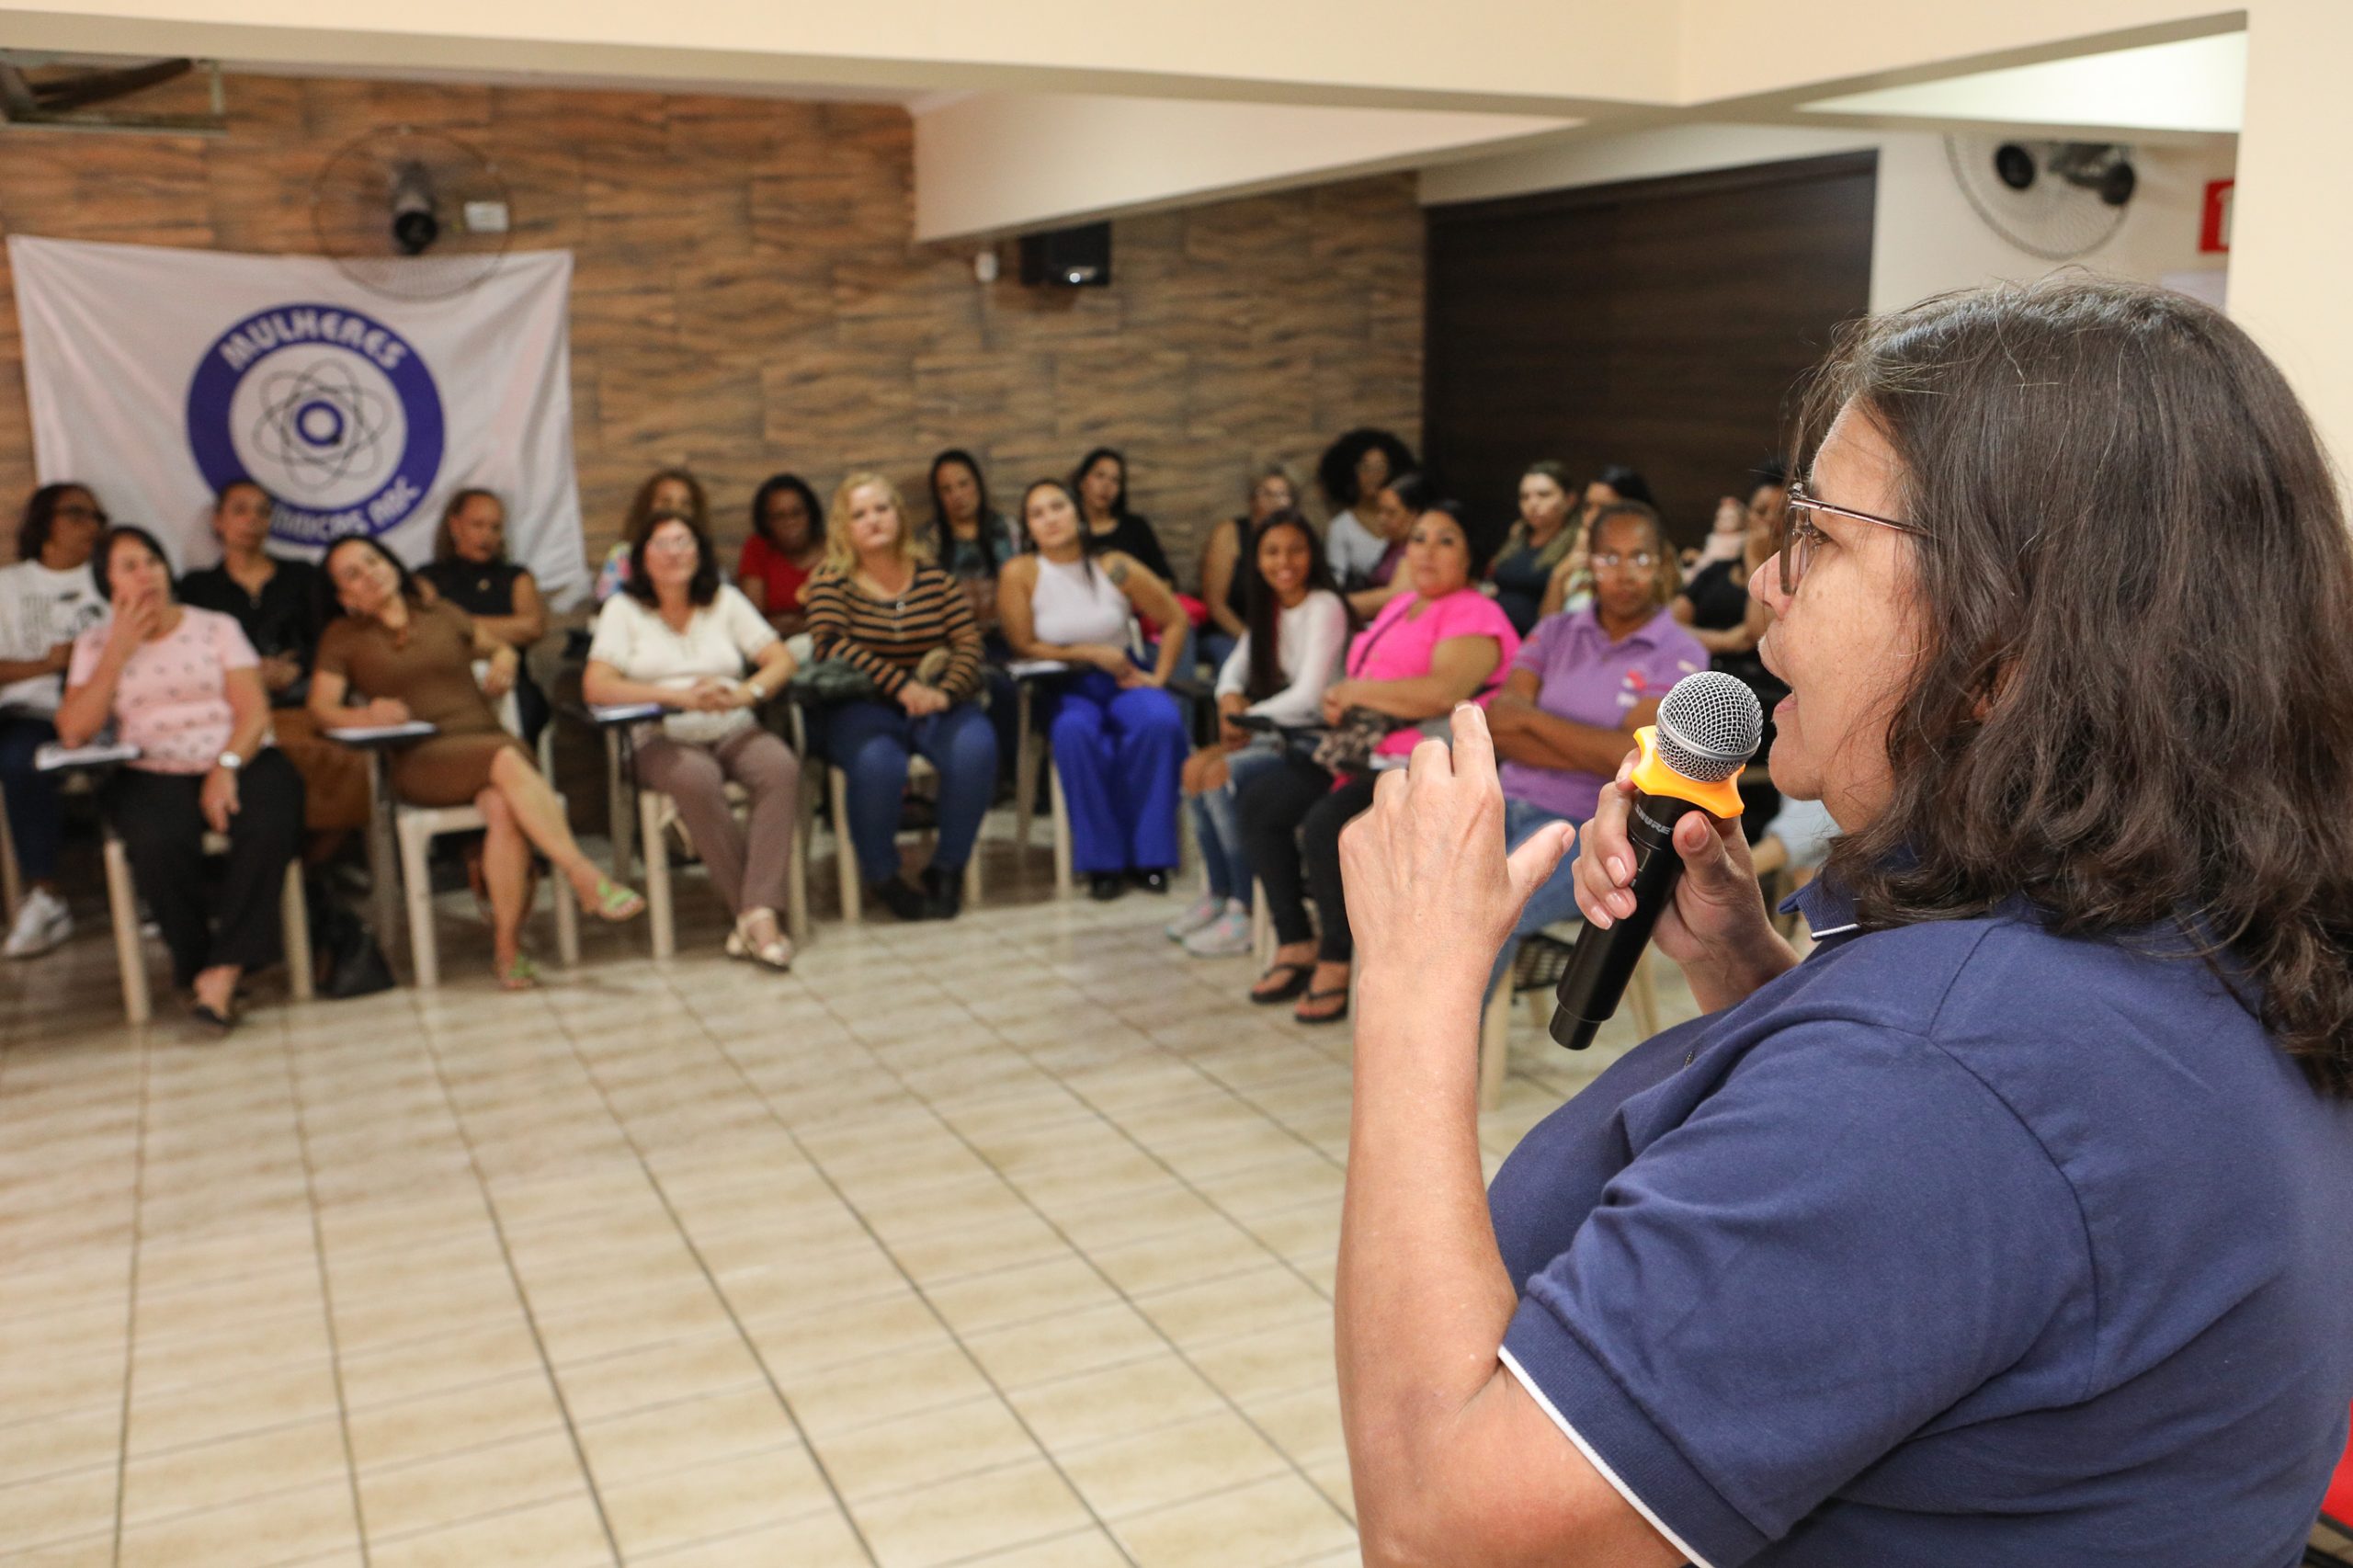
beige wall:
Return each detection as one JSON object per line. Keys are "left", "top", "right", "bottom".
{"left": 0, "top": 73, "right": 1425, "bottom": 578}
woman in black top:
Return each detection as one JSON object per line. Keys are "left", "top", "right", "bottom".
{"left": 1071, "top": 447, "right": 1175, "bottom": 585}
{"left": 1484, "top": 460, "right": 1580, "bottom": 635}
{"left": 417, "top": 488, "right": 551, "bottom": 744}
{"left": 1674, "top": 464, "right": 1789, "bottom": 840}
{"left": 1197, "top": 463, "right": 1298, "bottom": 675}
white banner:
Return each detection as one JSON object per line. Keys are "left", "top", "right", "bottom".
{"left": 7, "top": 236, "right": 588, "bottom": 606}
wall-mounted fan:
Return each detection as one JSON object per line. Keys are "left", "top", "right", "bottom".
{"left": 1945, "top": 136, "right": 2136, "bottom": 262}
{"left": 312, "top": 126, "right": 514, "bottom": 302}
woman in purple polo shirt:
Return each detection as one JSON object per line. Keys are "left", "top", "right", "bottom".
{"left": 1328, "top": 278, "right": 2353, "bottom": 1567}
{"left": 1484, "top": 499, "right": 1705, "bottom": 994}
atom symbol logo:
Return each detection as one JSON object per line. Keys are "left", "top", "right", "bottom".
{"left": 249, "top": 358, "right": 396, "bottom": 497}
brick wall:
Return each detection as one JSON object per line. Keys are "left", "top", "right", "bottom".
{"left": 0, "top": 74, "right": 1426, "bottom": 591}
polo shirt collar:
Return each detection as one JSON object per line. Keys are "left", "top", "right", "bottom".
{"left": 1578, "top": 604, "right": 1676, "bottom": 653}
{"left": 1780, "top": 870, "right": 1861, "bottom": 942}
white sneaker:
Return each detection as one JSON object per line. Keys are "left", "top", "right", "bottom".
{"left": 1164, "top": 894, "right": 1222, "bottom": 941}
{"left": 1183, "top": 904, "right": 1254, "bottom": 958}
{"left": 4, "top": 888, "right": 73, "bottom": 959}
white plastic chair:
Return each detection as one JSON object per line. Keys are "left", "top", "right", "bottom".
{"left": 387, "top": 667, "right": 578, "bottom": 988}
{"left": 1476, "top": 936, "right": 1659, "bottom": 1110}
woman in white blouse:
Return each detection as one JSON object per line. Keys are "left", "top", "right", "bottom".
{"left": 1166, "top": 509, "right": 1350, "bottom": 956}
{"left": 584, "top": 514, "right": 800, "bottom": 969}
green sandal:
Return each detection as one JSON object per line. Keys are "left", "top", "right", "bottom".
{"left": 585, "top": 876, "right": 645, "bottom": 922}
{"left": 496, "top": 953, "right": 540, "bottom": 992}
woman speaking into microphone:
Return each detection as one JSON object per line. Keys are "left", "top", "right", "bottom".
{"left": 1334, "top": 278, "right": 2353, "bottom": 1568}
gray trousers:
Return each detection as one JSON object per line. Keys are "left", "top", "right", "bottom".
{"left": 633, "top": 726, "right": 801, "bottom": 918}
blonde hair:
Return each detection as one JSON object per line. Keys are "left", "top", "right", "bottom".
{"left": 820, "top": 472, "right": 922, "bottom": 578}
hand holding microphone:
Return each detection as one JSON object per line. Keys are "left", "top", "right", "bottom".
{"left": 1556, "top": 672, "right": 1790, "bottom": 1047}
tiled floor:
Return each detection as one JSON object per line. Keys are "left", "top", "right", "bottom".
{"left": 0, "top": 828, "right": 1696, "bottom": 1568}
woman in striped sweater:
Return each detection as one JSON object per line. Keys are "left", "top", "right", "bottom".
{"left": 805, "top": 473, "right": 998, "bottom": 920}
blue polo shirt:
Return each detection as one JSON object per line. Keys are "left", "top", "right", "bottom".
{"left": 1488, "top": 877, "right": 2353, "bottom": 1566}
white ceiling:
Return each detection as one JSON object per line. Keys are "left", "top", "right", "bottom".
{"left": 1800, "top": 31, "right": 2245, "bottom": 136}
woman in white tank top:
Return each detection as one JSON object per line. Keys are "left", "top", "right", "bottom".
{"left": 997, "top": 480, "right": 1193, "bottom": 900}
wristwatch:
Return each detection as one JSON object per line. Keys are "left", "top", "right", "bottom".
{"left": 745, "top": 680, "right": 767, "bottom": 702}
{"left": 215, "top": 751, "right": 243, "bottom": 772}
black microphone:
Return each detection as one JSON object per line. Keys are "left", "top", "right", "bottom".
{"left": 1550, "top": 670, "right": 1762, "bottom": 1051}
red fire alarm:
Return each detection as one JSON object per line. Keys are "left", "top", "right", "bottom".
{"left": 2200, "top": 179, "right": 2234, "bottom": 254}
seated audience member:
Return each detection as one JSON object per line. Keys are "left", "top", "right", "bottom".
{"left": 1237, "top": 500, "right": 1517, "bottom": 1023}
{"left": 1168, "top": 508, "right": 1348, "bottom": 956}
{"left": 416, "top": 488, "right": 551, "bottom": 744}
{"left": 803, "top": 473, "right": 995, "bottom": 921}
{"left": 1484, "top": 500, "right": 1706, "bottom": 995}
{"left": 737, "top": 472, "right": 825, "bottom": 638}
{"left": 585, "top": 514, "right": 800, "bottom": 970}
{"left": 1486, "top": 460, "right": 1583, "bottom": 635}
{"left": 1537, "top": 463, "right": 1654, "bottom": 619}
{"left": 313, "top": 536, "right": 642, "bottom": 989}
{"left": 1196, "top": 463, "right": 1299, "bottom": 676}
{"left": 1316, "top": 427, "right": 1417, "bottom": 589}
{"left": 1071, "top": 447, "right": 1175, "bottom": 586}
{"left": 1344, "top": 471, "right": 1430, "bottom": 619}
{"left": 57, "top": 527, "right": 303, "bottom": 1031}
{"left": 180, "top": 481, "right": 370, "bottom": 845}
{"left": 1676, "top": 463, "right": 1791, "bottom": 840}
{"left": 925, "top": 449, "right": 1024, "bottom": 771}
{"left": 0, "top": 483, "right": 110, "bottom": 958}
{"left": 998, "top": 479, "right": 1189, "bottom": 900}
{"left": 596, "top": 469, "right": 710, "bottom": 605}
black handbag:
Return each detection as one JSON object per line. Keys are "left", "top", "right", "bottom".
{"left": 308, "top": 891, "right": 395, "bottom": 999}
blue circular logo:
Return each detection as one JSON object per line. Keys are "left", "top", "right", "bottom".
{"left": 185, "top": 302, "right": 444, "bottom": 547}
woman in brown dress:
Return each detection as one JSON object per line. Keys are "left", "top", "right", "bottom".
{"left": 310, "top": 536, "right": 642, "bottom": 987}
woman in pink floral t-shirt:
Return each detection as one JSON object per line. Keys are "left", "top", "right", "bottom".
{"left": 58, "top": 526, "right": 304, "bottom": 1031}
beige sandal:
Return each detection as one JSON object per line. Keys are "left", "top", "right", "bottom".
{"left": 726, "top": 912, "right": 793, "bottom": 971}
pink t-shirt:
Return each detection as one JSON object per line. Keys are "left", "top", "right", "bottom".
{"left": 1346, "top": 587, "right": 1522, "bottom": 756}
{"left": 70, "top": 606, "right": 259, "bottom": 775}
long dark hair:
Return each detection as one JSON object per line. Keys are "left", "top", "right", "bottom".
{"left": 624, "top": 468, "right": 708, "bottom": 546}
{"left": 625, "top": 513, "right": 722, "bottom": 608}
{"left": 1069, "top": 447, "right": 1132, "bottom": 522}
{"left": 1018, "top": 478, "right": 1103, "bottom": 583}
{"left": 323, "top": 534, "right": 425, "bottom": 615}
{"left": 1241, "top": 508, "right": 1344, "bottom": 703}
{"left": 1317, "top": 428, "right": 1418, "bottom": 511}
{"left": 1794, "top": 276, "right": 2353, "bottom": 1095}
{"left": 750, "top": 472, "right": 823, "bottom": 554}
{"left": 1588, "top": 463, "right": 1654, "bottom": 507}
{"left": 17, "top": 482, "right": 102, "bottom": 562}
{"left": 926, "top": 449, "right": 1014, "bottom": 577}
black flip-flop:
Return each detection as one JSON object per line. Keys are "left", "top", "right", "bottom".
{"left": 1294, "top": 987, "right": 1351, "bottom": 1026}
{"left": 1250, "top": 961, "right": 1313, "bottom": 1005}
{"left": 188, "top": 1000, "right": 234, "bottom": 1036}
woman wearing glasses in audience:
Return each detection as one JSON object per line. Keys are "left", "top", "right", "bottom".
{"left": 313, "top": 536, "right": 642, "bottom": 989}
{"left": 1167, "top": 508, "right": 1349, "bottom": 957}
{"left": 585, "top": 513, "right": 800, "bottom": 970}
{"left": 804, "top": 473, "right": 995, "bottom": 922}
{"left": 1537, "top": 463, "right": 1654, "bottom": 620}
{"left": 596, "top": 469, "right": 710, "bottom": 605}
{"left": 57, "top": 526, "right": 304, "bottom": 1031}
{"left": 1196, "top": 463, "right": 1301, "bottom": 676}
{"left": 737, "top": 473, "right": 826, "bottom": 639}
{"left": 1481, "top": 500, "right": 1704, "bottom": 996}
{"left": 999, "top": 479, "right": 1189, "bottom": 900}
{"left": 1316, "top": 427, "right": 1417, "bottom": 591}
{"left": 416, "top": 488, "right": 551, "bottom": 745}
{"left": 1485, "top": 460, "right": 1582, "bottom": 636}
{"left": 1236, "top": 499, "right": 1517, "bottom": 1023}
{"left": 1336, "top": 279, "right": 2353, "bottom": 1568}
{"left": 0, "top": 483, "right": 109, "bottom": 959}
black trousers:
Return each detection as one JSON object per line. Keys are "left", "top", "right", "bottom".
{"left": 109, "top": 749, "right": 304, "bottom": 989}
{"left": 1235, "top": 754, "right": 1378, "bottom": 965}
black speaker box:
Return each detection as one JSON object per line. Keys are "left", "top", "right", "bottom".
{"left": 1019, "top": 222, "right": 1112, "bottom": 288}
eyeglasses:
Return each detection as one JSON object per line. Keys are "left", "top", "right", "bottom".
{"left": 1777, "top": 482, "right": 1927, "bottom": 596}
{"left": 53, "top": 502, "right": 106, "bottom": 523}
{"left": 1590, "top": 551, "right": 1658, "bottom": 572}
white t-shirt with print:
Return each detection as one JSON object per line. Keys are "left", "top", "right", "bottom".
{"left": 0, "top": 560, "right": 107, "bottom": 714}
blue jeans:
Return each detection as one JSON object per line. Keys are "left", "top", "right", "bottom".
{"left": 1191, "top": 742, "right": 1284, "bottom": 904}
{"left": 1047, "top": 669, "right": 1187, "bottom": 875}
{"left": 827, "top": 699, "right": 999, "bottom": 885}
{"left": 1486, "top": 796, "right": 1585, "bottom": 999}
{"left": 1198, "top": 629, "right": 1240, "bottom": 683}
{"left": 0, "top": 715, "right": 63, "bottom": 883}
